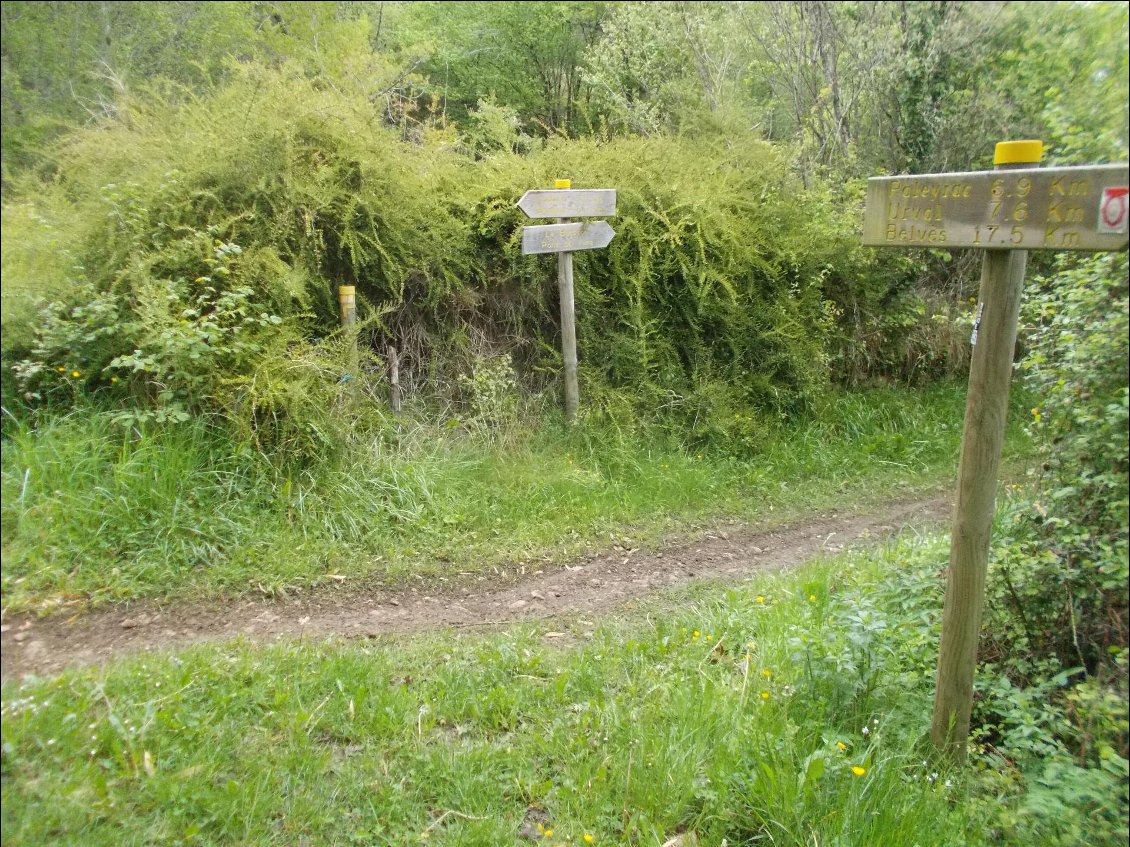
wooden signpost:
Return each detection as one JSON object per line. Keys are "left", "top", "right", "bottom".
{"left": 521, "top": 221, "right": 616, "bottom": 255}
{"left": 863, "top": 140, "right": 1128, "bottom": 760}
{"left": 519, "top": 180, "right": 617, "bottom": 420}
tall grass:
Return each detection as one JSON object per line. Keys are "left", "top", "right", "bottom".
{"left": 1, "top": 381, "right": 1030, "bottom": 610}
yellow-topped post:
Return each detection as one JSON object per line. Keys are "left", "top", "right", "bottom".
{"left": 930, "top": 140, "right": 1042, "bottom": 759}
{"left": 338, "top": 285, "right": 356, "bottom": 326}
{"left": 555, "top": 178, "right": 579, "bottom": 420}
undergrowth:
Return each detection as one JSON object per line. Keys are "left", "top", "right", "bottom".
{"left": 1, "top": 381, "right": 1005, "bottom": 611}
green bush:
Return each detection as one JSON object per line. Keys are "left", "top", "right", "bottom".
{"left": 1, "top": 63, "right": 927, "bottom": 452}
{"left": 970, "top": 253, "right": 1129, "bottom": 846}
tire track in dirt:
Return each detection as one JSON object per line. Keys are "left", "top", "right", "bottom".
{"left": 1, "top": 495, "right": 950, "bottom": 680}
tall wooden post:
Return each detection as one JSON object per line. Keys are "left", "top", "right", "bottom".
{"left": 555, "top": 178, "right": 580, "bottom": 421}
{"left": 930, "top": 140, "right": 1041, "bottom": 758}
{"left": 518, "top": 183, "right": 617, "bottom": 420}
{"left": 862, "top": 144, "right": 1128, "bottom": 759}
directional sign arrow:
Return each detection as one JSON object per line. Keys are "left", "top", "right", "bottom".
{"left": 521, "top": 221, "right": 616, "bottom": 255}
{"left": 518, "top": 189, "right": 617, "bottom": 219}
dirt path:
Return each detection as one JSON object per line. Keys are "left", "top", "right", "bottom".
{"left": 0, "top": 495, "right": 950, "bottom": 680}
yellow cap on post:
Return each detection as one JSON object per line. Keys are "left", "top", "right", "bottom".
{"left": 994, "top": 140, "right": 1043, "bottom": 165}
{"left": 554, "top": 179, "right": 572, "bottom": 189}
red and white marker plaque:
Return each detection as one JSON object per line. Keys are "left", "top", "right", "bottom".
{"left": 1098, "top": 186, "right": 1128, "bottom": 235}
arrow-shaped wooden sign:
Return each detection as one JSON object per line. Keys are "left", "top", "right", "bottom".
{"left": 521, "top": 221, "right": 616, "bottom": 255}
{"left": 518, "top": 189, "right": 616, "bottom": 219}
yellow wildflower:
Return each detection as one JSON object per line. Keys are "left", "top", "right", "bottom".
{"left": 760, "top": 691, "right": 770, "bottom": 701}
{"left": 755, "top": 596, "right": 765, "bottom": 604}
{"left": 692, "top": 630, "right": 700, "bottom": 639}
{"left": 56, "top": 366, "right": 66, "bottom": 372}
{"left": 851, "top": 766, "right": 867, "bottom": 776}
{"left": 71, "top": 370, "right": 81, "bottom": 378}
{"left": 808, "top": 594, "right": 817, "bottom": 602}
{"left": 584, "top": 836, "right": 594, "bottom": 844}
{"left": 836, "top": 741, "right": 847, "bottom": 751}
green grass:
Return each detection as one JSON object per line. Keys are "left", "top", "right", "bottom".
{"left": 5, "top": 510, "right": 1120, "bottom": 846}
{"left": 0, "top": 382, "right": 1033, "bottom": 610}
{"left": 2, "top": 533, "right": 983, "bottom": 847}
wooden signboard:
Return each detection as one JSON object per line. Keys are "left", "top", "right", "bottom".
{"left": 864, "top": 164, "right": 1129, "bottom": 251}
{"left": 864, "top": 141, "right": 1129, "bottom": 762}
{"left": 521, "top": 221, "right": 616, "bottom": 255}
{"left": 518, "top": 181, "right": 618, "bottom": 421}
{"left": 518, "top": 189, "right": 617, "bottom": 219}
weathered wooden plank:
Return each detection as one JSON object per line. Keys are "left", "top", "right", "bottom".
{"left": 518, "top": 189, "right": 617, "bottom": 219}
{"left": 521, "top": 221, "right": 616, "bottom": 255}
{"left": 863, "top": 164, "right": 1129, "bottom": 250}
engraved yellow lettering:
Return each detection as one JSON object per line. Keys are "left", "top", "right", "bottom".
{"left": 1068, "top": 180, "right": 1089, "bottom": 197}
{"left": 1051, "top": 176, "right": 1065, "bottom": 195}
{"left": 1061, "top": 231, "right": 1080, "bottom": 247}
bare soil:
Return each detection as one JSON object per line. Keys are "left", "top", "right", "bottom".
{"left": 0, "top": 495, "right": 950, "bottom": 680}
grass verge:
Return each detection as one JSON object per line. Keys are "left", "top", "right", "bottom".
{"left": 7, "top": 526, "right": 1118, "bottom": 846}
{"left": 1, "top": 382, "right": 1032, "bottom": 611}
{"left": 0, "top": 532, "right": 968, "bottom": 846}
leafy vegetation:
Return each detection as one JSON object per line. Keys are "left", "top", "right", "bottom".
{"left": 1, "top": 2, "right": 1127, "bottom": 845}
{"left": 4, "top": 528, "right": 1123, "bottom": 846}
{"left": 1, "top": 382, "right": 986, "bottom": 611}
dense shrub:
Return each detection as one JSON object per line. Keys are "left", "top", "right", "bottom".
{"left": 972, "top": 253, "right": 1129, "bottom": 845}
{"left": 2, "top": 64, "right": 949, "bottom": 454}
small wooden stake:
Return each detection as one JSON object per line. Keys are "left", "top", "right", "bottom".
{"left": 388, "top": 345, "right": 401, "bottom": 414}
{"left": 930, "top": 142, "right": 1038, "bottom": 759}
{"left": 555, "top": 178, "right": 580, "bottom": 421}
{"left": 338, "top": 285, "right": 356, "bottom": 326}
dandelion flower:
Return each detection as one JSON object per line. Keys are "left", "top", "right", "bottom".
{"left": 836, "top": 741, "right": 847, "bottom": 751}
{"left": 760, "top": 691, "right": 770, "bottom": 701}
{"left": 851, "top": 766, "right": 867, "bottom": 776}
{"left": 808, "top": 594, "right": 817, "bottom": 602}
{"left": 692, "top": 630, "right": 700, "bottom": 639}
{"left": 755, "top": 596, "right": 766, "bottom": 604}
{"left": 584, "top": 836, "right": 594, "bottom": 844}
{"left": 544, "top": 830, "right": 553, "bottom": 838}
{"left": 71, "top": 370, "right": 81, "bottom": 378}
{"left": 56, "top": 366, "right": 66, "bottom": 372}
{"left": 761, "top": 669, "right": 772, "bottom": 678}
